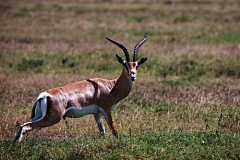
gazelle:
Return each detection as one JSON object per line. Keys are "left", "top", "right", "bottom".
{"left": 13, "top": 36, "right": 148, "bottom": 143}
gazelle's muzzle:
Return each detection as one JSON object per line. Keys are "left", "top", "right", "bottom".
{"left": 130, "top": 72, "right": 136, "bottom": 81}
{"left": 131, "top": 76, "right": 136, "bottom": 81}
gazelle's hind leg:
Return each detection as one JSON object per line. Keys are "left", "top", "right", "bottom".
{"left": 13, "top": 116, "right": 61, "bottom": 143}
{"left": 12, "top": 125, "right": 24, "bottom": 143}
{"left": 13, "top": 112, "right": 62, "bottom": 143}
{"left": 12, "top": 122, "right": 40, "bottom": 143}
{"left": 12, "top": 93, "right": 63, "bottom": 143}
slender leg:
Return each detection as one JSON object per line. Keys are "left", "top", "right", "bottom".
{"left": 94, "top": 113, "right": 105, "bottom": 135}
{"left": 13, "top": 114, "right": 61, "bottom": 143}
{"left": 12, "top": 126, "right": 24, "bottom": 143}
{"left": 103, "top": 111, "right": 118, "bottom": 137}
{"left": 12, "top": 123, "right": 36, "bottom": 143}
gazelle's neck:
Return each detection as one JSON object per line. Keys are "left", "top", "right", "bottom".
{"left": 111, "top": 68, "right": 134, "bottom": 104}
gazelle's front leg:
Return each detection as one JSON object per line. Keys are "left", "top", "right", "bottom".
{"left": 103, "top": 110, "right": 118, "bottom": 137}
{"left": 94, "top": 113, "right": 105, "bottom": 135}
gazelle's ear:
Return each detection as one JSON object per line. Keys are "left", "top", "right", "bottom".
{"left": 116, "top": 54, "right": 125, "bottom": 65}
{"left": 137, "top": 57, "right": 147, "bottom": 66}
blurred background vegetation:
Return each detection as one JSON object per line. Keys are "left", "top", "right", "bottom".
{"left": 0, "top": 0, "right": 239, "bottom": 159}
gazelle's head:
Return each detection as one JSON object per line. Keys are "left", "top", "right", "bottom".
{"left": 106, "top": 36, "right": 148, "bottom": 82}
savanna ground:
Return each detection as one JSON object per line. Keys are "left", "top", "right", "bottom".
{"left": 0, "top": 0, "right": 240, "bottom": 159}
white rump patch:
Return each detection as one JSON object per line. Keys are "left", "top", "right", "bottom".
{"left": 29, "top": 92, "right": 52, "bottom": 123}
{"left": 37, "top": 92, "right": 52, "bottom": 100}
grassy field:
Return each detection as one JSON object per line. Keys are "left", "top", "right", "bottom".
{"left": 0, "top": 0, "right": 240, "bottom": 159}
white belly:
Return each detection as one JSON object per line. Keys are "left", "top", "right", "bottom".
{"left": 63, "top": 105, "right": 99, "bottom": 119}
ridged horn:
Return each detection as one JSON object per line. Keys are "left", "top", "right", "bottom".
{"left": 106, "top": 37, "right": 130, "bottom": 62}
{"left": 133, "top": 35, "right": 148, "bottom": 62}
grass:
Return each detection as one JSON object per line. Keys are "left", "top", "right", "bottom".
{"left": 1, "top": 131, "right": 239, "bottom": 159}
{"left": 0, "top": 0, "right": 240, "bottom": 159}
